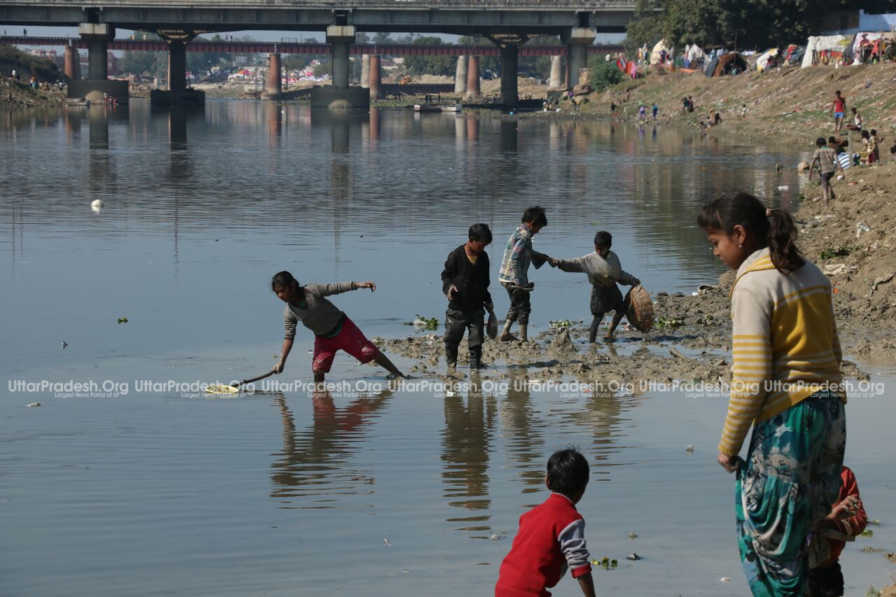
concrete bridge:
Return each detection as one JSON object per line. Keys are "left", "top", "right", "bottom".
{"left": 1, "top": 0, "right": 649, "bottom": 106}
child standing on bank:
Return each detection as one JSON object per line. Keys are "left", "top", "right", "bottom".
{"left": 831, "top": 90, "right": 846, "bottom": 133}
{"left": 807, "top": 466, "right": 867, "bottom": 597}
{"left": 498, "top": 206, "right": 552, "bottom": 342}
{"left": 550, "top": 231, "right": 640, "bottom": 342}
{"left": 810, "top": 137, "right": 840, "bottom": 203}
{"left": 441, "top": 224, "right": 496, "bottom": 370}
{"left": 495, "top": 448, "right": 596, "bottom": 597}
{"left": 698, "top": 193, "right": 846, "bottom": 596}
{"left": 271, "top": 271, "right": 405, "bottom": 383}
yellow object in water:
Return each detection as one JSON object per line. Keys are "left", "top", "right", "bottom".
{"left": 204, "top": 383, "right": 239, "bottom": 395}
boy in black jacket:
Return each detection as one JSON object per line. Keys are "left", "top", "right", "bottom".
{"left": 441, "top": 224, "right": 495, "bottom": 370}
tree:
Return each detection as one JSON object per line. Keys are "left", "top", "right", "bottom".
{"left": 188, "top": 34, "right": 233, "bottom": 76}
{"left": 403, "top": 37, "right": 455, "bottom": 76}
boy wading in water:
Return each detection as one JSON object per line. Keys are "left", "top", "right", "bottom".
{"left": 271, "top": 271, "right": 404, "bottom": 383}
{"left": 495, "top": 448, "right": 596, "bottom": 597}
{"left": 441, "top": 224, "right": 495, "bottom": 371}
{"left": 498, "top": 206, "right": 552, "bottom": 342}
{"left": 551, "top": 231, "right": 640, "bottom": 342}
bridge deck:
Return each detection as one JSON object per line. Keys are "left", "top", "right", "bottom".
{"left": 1, "top": 36, "right": 623, "bottom": 56}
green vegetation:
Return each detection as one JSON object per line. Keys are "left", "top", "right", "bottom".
{"left": 0, "top": 44, "right": 63, "bottom": 81}
{"left": 410, "top": 315, "right": 439, "bottom": 330}
{"left": 820, "top": 246, "right": 855, "bottom": 260}
{"left": 589, "top": 55, "right": 623, "bottom": 91}
{"left": 655, "top": 316, "right": 684, "bottom": 329}
{"left": 626, "top": 0, "right": 879, "bottom": 50}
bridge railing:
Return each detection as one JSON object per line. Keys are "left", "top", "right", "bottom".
{"left": 0, "top": 0, "right": 647, "bottom": 9}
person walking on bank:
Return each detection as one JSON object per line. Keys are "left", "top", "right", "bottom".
{"left": 271, "top": 271, "right": 405, "bottom": 383}
{"left": 698, "top": 193, "right": 846, "bottom": 596}
{"left": 441, "top": 224, "right": 496, "bottom": 371}
{"left": 810, "top": 137, "right": 841, "bottom": 204}
{"left": 498, "top": 206, "right": 552, "bottom": 343}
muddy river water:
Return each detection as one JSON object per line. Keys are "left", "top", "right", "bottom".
{"left": 2, "top": 102, "right": 893, "bottom": 596}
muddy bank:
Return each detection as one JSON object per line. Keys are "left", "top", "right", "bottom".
{"left": 376, "top": 156, "right": 896, "bottom": 384}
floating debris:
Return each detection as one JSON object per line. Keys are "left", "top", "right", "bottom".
{"left": 627, "top": 531, "right": 638, "bottom": 540}
{"left": 61, "top": 340, "right": 68, "bottom": 350}
{"left": 409, "top": 315, "right": 439, "bottom": 330}
{"left": 117, "top": 317, "right": 129, "bottom": 324}
{"left": 626, "top": 553, "right": 641, "bottom": 561}
{"left": 383, "top": 537, "right": 392, "bottom": 547}
{"left": 685, "top": 445, "right": 695, "bottom": 453}
{"left": 26, "top": 402, "right": 41, "bottom": 408}
{"left": 720, "top": 577, "right": 732, "bottom": 583}
{"left": 860, "top": 529, "right": 874, "bottom": 538}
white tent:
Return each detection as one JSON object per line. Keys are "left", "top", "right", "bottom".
{"left": 801, "top": 35, "right": 854, "bottom": 67}
{"left": 756, "top": 48, "right": 779, "bottom": 71}
{"left": 686, "top": 44, "right": 706, "bottom": 63}
{"left": 650, "top": 39, "right": 674, "bottom": 65}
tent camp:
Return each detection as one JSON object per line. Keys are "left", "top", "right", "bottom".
{"left": 783, "top": 44, "right": 804, "bottom": 66}
{"left": 705, "top": 52, "right": 747, "bottom": 76}
{"left": 851, "top": 32, "right": 896, "bottom": 63}
{"left": 683, "top": 44, "right": 706, "bottom": 67}
{"left": 801, "top": 35, "right": 854, "bottom": 67}
{"left": 756, "top": 48, "right": 780, "bottom": 71}
{"left": 650, "top": 39, "right": 674, "bottom": 65}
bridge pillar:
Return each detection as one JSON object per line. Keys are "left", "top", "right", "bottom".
{"left": 454, "top": 55, "right": 467, "bottom": 95}
{"left": 368, "top": 54, "right": 382, "bottom": 100}
{"left": 327, "top": 25, "right": 355, "bottom": 89}
{"left": 264, "top": 52, "right": 282, "bottom": 98}
{"left": 499, "top": 44, "right": 519, "bottom": 108}
{"left": 312, "top": 25, "right": 368, "bottom": 110}
{"left": 150, "top": 30, "right": 205, "bottom": 106}
{"left": 465, "top": 56, "right": 480, "bottom": 100}
{"left": 64, "top": 43, "right": 80, "bottom": 80}
{"left": 549, "top": 55, "right": 563, "bottom": 89}
{"left": 360, "top": 54, "right": 370, "bottom": 89}
{"left": 565, "top": 28, "right": 595, "bottom": 91}
{"left": 167, "top": 40, "right": 187, "bottom": 93}
{"left": 69, "top": 24, "right": 127, "bottom": 102}
{"left": 79, "top": 23, "right": 113, "bottom": 81}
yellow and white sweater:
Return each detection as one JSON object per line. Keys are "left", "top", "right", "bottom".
{"left": 719, "top": 248, "right": 846, "bottom": 457}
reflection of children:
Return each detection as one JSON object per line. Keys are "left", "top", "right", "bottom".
{"left": 498, "top": 207, "right": 551, "bottom": 343}
{"left": 495, "top": 449, "right": 596, "bottom": 597}
{"left": 441, "top": 224, "right": 495, "bottom": 370}
{"left": 699, "top": 193, "right": 846, "bottom": 596}
{"left": 551, "top": 231, "right": 640, "bottom": 342}
{"left": 807, "top": 466, "right": 867, "bottom": 597}
{"left": 271, "top": 271, "right": 405, "bottom": 382}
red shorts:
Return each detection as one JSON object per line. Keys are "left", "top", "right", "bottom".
{"left": 312, "top": 317, "right": 379, "bottom": 373}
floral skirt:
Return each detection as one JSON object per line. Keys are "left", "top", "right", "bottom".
{"left": 735, "top": 391, "right": 846, "bottom": 596}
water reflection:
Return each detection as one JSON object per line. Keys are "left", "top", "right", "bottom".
{"left": 270, "top": 391, "right": 392, "bottom": 508}
{"left": 441, "top": 376, "right": 497, "bottom": 535}
{"left": 499, "top": 369, "right": 546, "bottom": 501}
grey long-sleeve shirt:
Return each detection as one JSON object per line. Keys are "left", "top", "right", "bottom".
{"left": 283, "top": 282, "right": 356, "bottom": 339}
{"left": 556, "top": 250, "right": 638, "bottom": 288}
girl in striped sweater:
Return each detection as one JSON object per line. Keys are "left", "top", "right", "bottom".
{"left": 698, "top": 193, "right": 846, "bottom": 597}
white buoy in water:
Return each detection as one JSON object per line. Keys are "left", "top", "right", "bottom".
{"left": 90, "top": 199, "right": 103, "bottom": 213}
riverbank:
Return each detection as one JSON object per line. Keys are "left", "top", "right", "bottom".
{"left": 594, "top": 62, "right": 896, "bottom": 149}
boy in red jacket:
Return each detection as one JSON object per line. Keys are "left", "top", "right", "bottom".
{"left": 496, "top": 448, "right": 596, "bottom": 597}
{"left": 808, "top": 466, "right": 867, "bottom": 597}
